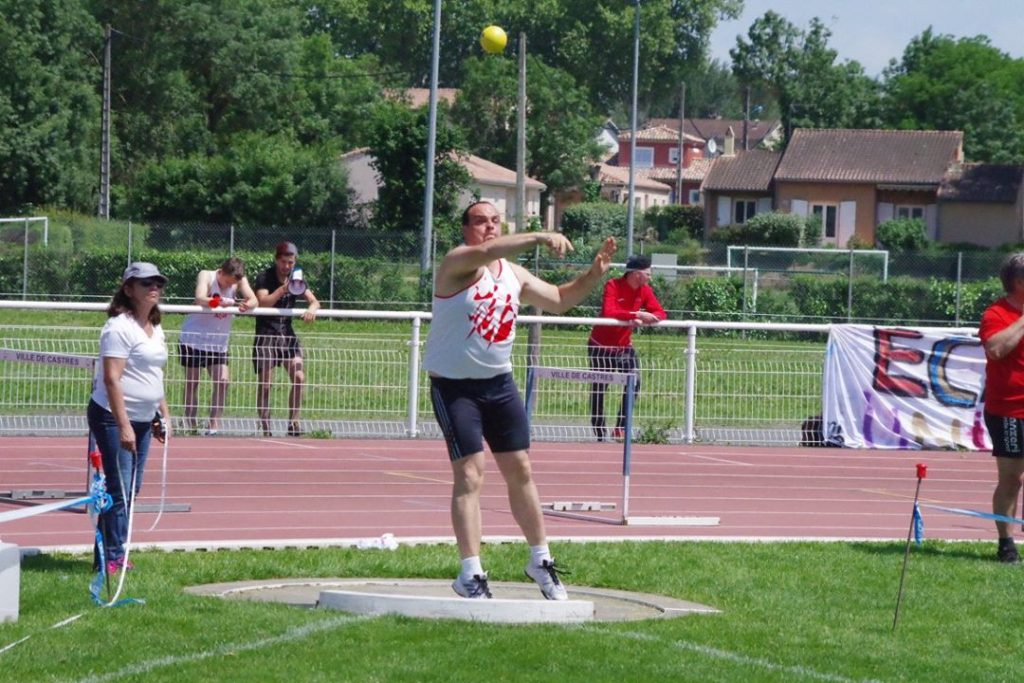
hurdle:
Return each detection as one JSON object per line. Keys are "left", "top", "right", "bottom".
{"left": 0, "top": 348, "right": 190, "bottom": 515}
{"left": 525, "top": 365, "right": 719, "bottom": 527}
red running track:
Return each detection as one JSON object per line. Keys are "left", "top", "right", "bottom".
{"left": 0, "top": 436, "right": 1003, "bottom": 552}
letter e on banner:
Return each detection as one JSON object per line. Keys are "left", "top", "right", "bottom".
{"left": 873, "top": 328, "right": 927, "bottom": 398}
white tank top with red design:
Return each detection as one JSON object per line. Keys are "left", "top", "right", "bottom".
{"left": 423, "top": 258, "right": 522, "bottom": 379}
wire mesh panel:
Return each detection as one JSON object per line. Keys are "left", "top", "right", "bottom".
{"left": 692, "top": 333, "right": 827, "bottom": 445}
{"left": 1, "top": 305, "right": 963, "bottom": 448}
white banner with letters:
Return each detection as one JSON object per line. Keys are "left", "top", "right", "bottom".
{"left": 822, "top": 325, "right": 990, "bottom": 450}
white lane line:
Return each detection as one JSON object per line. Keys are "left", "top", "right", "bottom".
{"left": 683, "top": 453, "right": 752, "bottom": 466}
{"left": 257, "top": 439, "right": 318, "bottom": 449}
{"left": 592, "top": 629, "right": 881, "bottom": 683}
{"left": 70, "top": 613, "right": 368, "bottom": 683}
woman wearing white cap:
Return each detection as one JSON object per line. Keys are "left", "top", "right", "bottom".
{"left": 87, "top": 262, "right": 171, "bottom": 575}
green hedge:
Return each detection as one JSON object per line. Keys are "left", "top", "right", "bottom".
{"left": 0, "top": 248, "right": 421, "bottom": 306}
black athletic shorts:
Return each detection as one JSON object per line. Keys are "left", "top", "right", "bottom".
{"left": 178, "top": 343, "right": 228, "bottom": 368}
{"left": 252, "top": 334, "right": 302, "bottom": 373}
{"left": 429, "top": 373, "right": 530, "bottom": 461}
{"left": 984, "top": 411, "right": 1024, "bottom": 458}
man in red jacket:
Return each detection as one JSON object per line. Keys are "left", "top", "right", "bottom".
{"left": 587, "top": 254, "right": 666, "bottom": 441}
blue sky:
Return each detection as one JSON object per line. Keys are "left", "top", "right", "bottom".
{"left": 709, "top": 0, "right": 1024, "bottom": 76}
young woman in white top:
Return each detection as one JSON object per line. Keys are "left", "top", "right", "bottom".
{"left": 178, "top": 257, "right": 257, "bottom": 434}
{"left": 87, "top": 262, "right": 171, "bottom": 575}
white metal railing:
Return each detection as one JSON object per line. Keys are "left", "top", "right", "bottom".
{"left": 0, "top": 302, "right": 977, "bottom": 446}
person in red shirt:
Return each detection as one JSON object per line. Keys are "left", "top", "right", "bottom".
{"left": 979, "top": 253, "right": 1024, "bottom": 564}
{"left": 587, "top": 254, "right": 666, "bottom": 441}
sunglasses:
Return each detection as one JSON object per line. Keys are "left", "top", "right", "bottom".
{"left": 136, "top": 278, "right": 166, "bottom": 289}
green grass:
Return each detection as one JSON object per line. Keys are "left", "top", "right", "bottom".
{"left": 0, "top": 541, "right": 1016, "bottom": 681}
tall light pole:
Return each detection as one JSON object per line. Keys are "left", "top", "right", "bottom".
{"left": 421, "top": 0, "right": 443, "bottom": 282}
{"left": 625, "top": 0, "right": 641, "bottom": 257}
{"left": 99, "top": 24, "right": 112, "bottom": 219}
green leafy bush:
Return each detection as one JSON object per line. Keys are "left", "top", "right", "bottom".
{"left": 559, "top": 202, "right": 628, "bottom": 245}
{"left": 876, "top": 218, "right": 928, "bottom": 252}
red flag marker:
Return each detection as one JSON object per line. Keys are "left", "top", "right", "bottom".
{"left": 894, "top": 463, "right": 927, "bottom": 629}
{"left": 89, "top": 449, "right": 102, "bottom": 471}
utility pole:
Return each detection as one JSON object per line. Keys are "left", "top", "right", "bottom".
{"left": 516, "top": 32, "right": 526, "bottom": 233}
{"left": 625, "top": 0, "right": 641, "bottom": 257}
{"left": 743, "top": 85, "right": 751, "bottom": 151}
{"left": 674, "top": 82, "right": 686, "bottom": 204}
{"left": 99, "top": 24, "right": 112, "bottom": 219}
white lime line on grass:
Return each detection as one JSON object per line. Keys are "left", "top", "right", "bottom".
{"left": 69, "top": 613, "right": 368, "bottom": 683}
{"left": 596, "top": 629, "right": 881, "bottom": 683}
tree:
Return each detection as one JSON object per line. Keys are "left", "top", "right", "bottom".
{"left": 731, "top": 12, "right": 881, "bottom": 137}
{"left": 883, "top": 30, "right": 1024, "bottom": 162}
{"left": 0, "top": 0, "right": 102, "bottom": 212}
{"left": 126, "top": 133, "right": 351, "bottom": 226}
{"left": 451, "top": 56, "right": 603, "bottom": 203}
{"left": 366, "top": 101, "right": 470, "bottom": 236}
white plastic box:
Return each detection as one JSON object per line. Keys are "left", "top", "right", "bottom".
{"left": 0, "top": 542, "right": 19, "bottom": 622}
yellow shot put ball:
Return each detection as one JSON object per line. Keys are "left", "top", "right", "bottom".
{"left": 480, "top": 25, "right": 507, "bottom": 54}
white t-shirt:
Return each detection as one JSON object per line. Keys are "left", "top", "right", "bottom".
{"left": 91, "top": 313, "right": 168, "bottom": 422}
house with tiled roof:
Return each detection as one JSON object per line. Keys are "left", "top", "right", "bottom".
{"left": 612, "top": 125, "right": 708, "bottom": 205}
{"left": 938, "top": 164, "right": 1024, "bottom": 246}
{"left": 701, "top": 127, "right": 783, "bottom": 234}
{"left": 340, "top": 148, "right": 546, "bottom": 230}
{"left": 773, "top": 128, "right": 964, "bottom": 246}
{"left": 646, "top": 118, "right": 783, "bottom": 155}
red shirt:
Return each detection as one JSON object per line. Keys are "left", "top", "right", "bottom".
{"left": 588, "top": 276, "right": 666, "bottom": 348}
{"left": 979, "top": 297, "right": 1024, "bottom": 418}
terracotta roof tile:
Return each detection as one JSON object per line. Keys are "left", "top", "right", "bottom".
{"left": 701, "top": 150, "right": 783, "bottom": 192}
{"left": 597, "top": 164, "right": 672, "bottom": 191}
{"left": 619, "top": 125, "right": 703, "bottom": 143}
{"left": 939, "top": 163, "right": 1024, "bottom": 202}
{"left": 775, "top": 128, "right": 963, "bottom": 184}
{"left": 646, "top": 118, "right": 782, "bottom": 147}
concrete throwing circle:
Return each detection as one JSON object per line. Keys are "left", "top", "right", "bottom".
{"left": 185, "top": 578, "right": 719, "bottom": 623}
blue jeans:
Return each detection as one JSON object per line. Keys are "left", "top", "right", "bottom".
{"left": 87, "top": 399, "right": 152, "bottom": 564}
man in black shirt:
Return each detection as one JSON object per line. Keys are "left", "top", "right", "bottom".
{"left": 253, "top": 241, "right": 320, "bottom": 437}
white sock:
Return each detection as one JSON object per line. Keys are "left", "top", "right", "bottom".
{"left": 529, "top": 544, "right": 551, "bottom": 567}
{"left": 460, "top": 556, "right": 484, "bottom": 579}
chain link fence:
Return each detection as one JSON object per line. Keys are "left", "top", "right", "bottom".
{"left": 0, "top": 215, "right": 1011, "bottom": 325}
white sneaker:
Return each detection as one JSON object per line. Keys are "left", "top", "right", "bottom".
{"left": 525, "top": 559, "right": 569, "bottom": 600}
{"left": 452, "top": 572, "right": 493, "bottom": 599}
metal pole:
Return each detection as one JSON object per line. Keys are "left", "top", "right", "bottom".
{"left": 406, "top": 316, "right": 422, "bottom": 437}
{"left": 674, "top": 82, "right": 685, "bottom": 204}
{"left": 127, "top": 221, "right": 132, "bottom": 266}
{"left": 516, "top": 32, "right": 527, "bottom": 232}
{"left": 420, "top": 0, "right": 442, "bottom": 283}
{"left": 847, "top": 248, "right": 854, "bottom": 322}
{"left": 625, "top": 0, "right": 641, "bottom": 257}
{"left": 330, "top": 229, "right": 337, "bottom": 309}
{"left": 955, "top": 251, "right": 963, "bottom": 326}
{"left": 22, "top": 218, "right": 29, "bottom": 300}
{"left": 99, "top": 25, "right": 112, "bottom": 219}
{"left": 684, "top": 326, "right": 697, "bottom": 444}
{"left": 742, "top": 245, "right": 749, "bottom": 313}
{"left": 229, "top": 224, "right": 235, "bottom": 257}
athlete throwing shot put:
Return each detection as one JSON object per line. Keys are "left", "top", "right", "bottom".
{"left": 423, "top": 201, "right": 616, "bottom": 600}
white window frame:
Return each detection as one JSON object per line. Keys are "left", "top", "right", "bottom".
{"left": 895, "top": 205, "right": 925, "bottom": 220}
{"left": 688, "top": 189, "right": 701, "bottom": 205}
{"left": 634, "top": 146, "right": 654, "bottom": 168}
{"left": 734, "top": 199, "right": 756, "bottom": 224}
{"left": 669, "top": 147, "right": 681, "bottom": 165}
{"left": 812, "top": 203, "right": 839, "bottom": 241}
